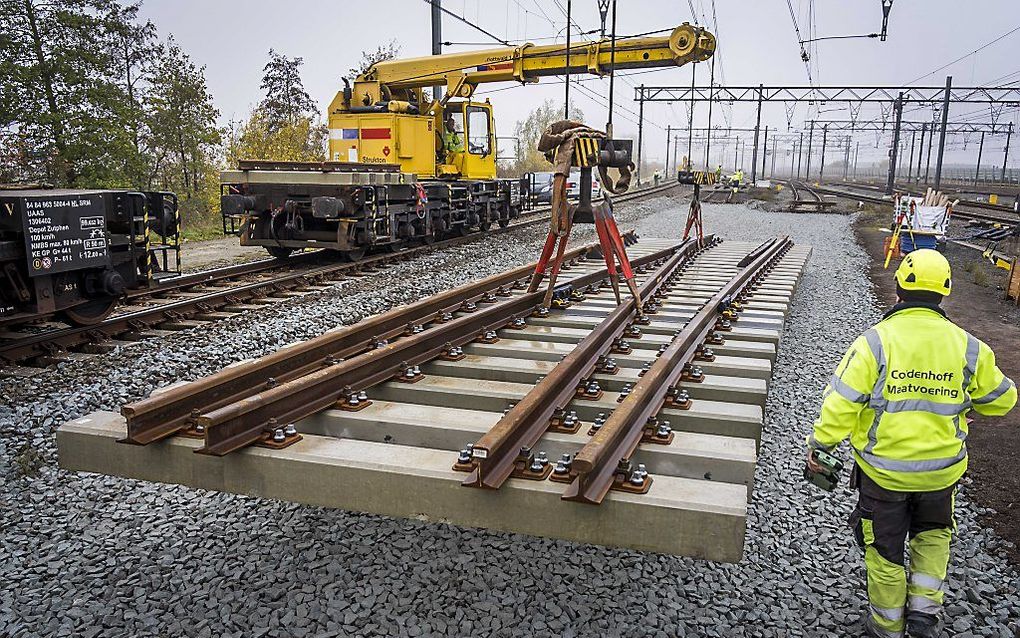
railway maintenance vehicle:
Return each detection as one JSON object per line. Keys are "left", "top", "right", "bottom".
{"left": 221, "top": 23, "right": 716, "bottom": 260}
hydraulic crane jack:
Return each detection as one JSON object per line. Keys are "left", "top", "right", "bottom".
{"left": 529, "top": 135, "right": 639, "bottom": 313}
{"left": 676, "top": 168, "right": 719, "bottom": 246}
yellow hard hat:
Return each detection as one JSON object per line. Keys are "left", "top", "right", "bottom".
{"left": 895, "top": 248, "right": 952, "bottom": 296}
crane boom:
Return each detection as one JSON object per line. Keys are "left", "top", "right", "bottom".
{"left": 339, "top": 23, "right": 715, "bottom": 108}
{"left": 325, "top": 23, "right": 715, "bottom": 181}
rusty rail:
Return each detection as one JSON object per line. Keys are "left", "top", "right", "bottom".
{"left": 563, "top": 235, "right": 793, "bottom": 504}
{"left": 121, "top": 243, "right": 601, "bottom": 445}
{"left": 188, "top": 241, "right": 682, "bottom": 456}
{"left": 462, "top": 236, "right": 713, "bottom": 490}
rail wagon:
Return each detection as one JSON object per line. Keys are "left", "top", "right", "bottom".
{"left": 0, "top": 188, "right": 180, "bottom": 325}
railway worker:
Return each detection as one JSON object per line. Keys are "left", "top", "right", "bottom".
{"left": 443, "top": 113, "right": 464, "bottom": 154}
{"left": 806, "top": 249, "right": 1016, "bottom": 638}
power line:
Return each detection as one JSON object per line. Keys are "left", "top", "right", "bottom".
{"left": 904, "top": 24, "right": 1020, "bottom": 85}
{"left": 423, "top": 0, "right": 512, "bottom": 46}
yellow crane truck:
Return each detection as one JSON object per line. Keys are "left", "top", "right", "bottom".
{"left": 221, "top": 24, "right": 715, "bottom": 260}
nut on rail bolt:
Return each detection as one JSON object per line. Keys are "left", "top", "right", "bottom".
{"left": 588, "top": 412, "right": 608, "bottom": 435}
{"left": 394, "top": 361, "right": 424, "bottom": 383}
{"left": 695, "top": 345, "right": 716, "bottom": 362}
{"left": 631, "top": 312, "right": 651, "bottom": 326}
{"left": 612, "top": 460, "right": 653, "bottom": 495}
{"left": 532, "top": 305, "right": 550, "bottom": 318}
{"left": 404, "top": 322, "right": 424, "bottom": 336}
{"left": 681, "top": 363, "right": 705, "bottom": 383}
{"left": 595, "top": 355, "right": 618, "bottom": 375}
{"left": 336, "top": 386, "right": 372, "bottom": 411}
{"left": 624, "top": 324, "right": 643, "bottom": 338}
{"left": 617, "top": 383, "right": 633, "bottom": 402}
{"left": 257, "top": 417, "right": 303, "bottom": 449}
{"left": 611, "top": 338, "right": 632, "bottom": 355}
{"left": 714, "top": 317, "right": 732, "bottom": 332}
{"left": 576, "top": 379, "right": 603, "bottom": 401}
{"left": 475, "top": 330, "right": 499, "bottom": 344}
{"left": 706, "top": 331, "right": 725, "bottom": 345}
{"left": 441, "top": 342, "right": 466, "bottom": 361}
{"left": 513, "top": 446, "right": 552, "bottom": 480}
{"left": 452, "top": 444, "right": 476, "bottom": 472}
{"left": 508, "top": 316, "right": 527, "bottom": 329}
{"left": 548, "top": 409, "right": 581, "bottom": 434}
{"left": 643, "top": 418, "right": 674, "bottom": 445}
{"left": 549, "top": 453, "right": 575, "bottom": 483}
{"left": 665, "top": 387, "right": 692, "bottom": 409}
{"left": 481, "top": 291, "right": 497, "bottom": 303}
{"left": 638, "top": 361, "right": 651, "bottom": 377}
{"left": 461, "top": 300, "right": 478, "bottom": 312}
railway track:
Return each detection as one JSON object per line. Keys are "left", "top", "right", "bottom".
{"left": 0, "top": 182, "right": 681, "bottom": 375}
{"left": 783, "top": 181, "right": 839, "bottom": 213}
{"left": 819, "top": 181, "right": 1018, "bottom": 225}
{"left": 59, "top": 234, "right": 811, "bottom": 560}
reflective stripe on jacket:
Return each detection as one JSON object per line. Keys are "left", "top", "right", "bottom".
{"left": 811, "top": 304, "right": 1017, "bottom": 492}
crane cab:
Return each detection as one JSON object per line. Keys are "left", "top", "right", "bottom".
{"left": 436, "top": 101, "right": 496, "bottom": 181}
{"left": 326, "top": 98, "right": 496, "bottom": 181}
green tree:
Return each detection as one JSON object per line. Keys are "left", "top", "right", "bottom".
{"left": 227, "top": 48, "right": 326, "bottom": 166}
{"left": 145, "top": 36, "right": 220, "bottom": 201}
{"left": 503, "top": 99, "right": 585, "bottom": 176}
{"left": 258, "top": 49, "right": 318, "bottom": 133}
{"left": 348, "top": 39, "right": 400, "bottom": 79}
{"left": 103, "top": 1, "right": 158, "bottom": 184}
{"left": 1, "top": 0, "right": 132, "bottom": 185}
{"left": 226, "top": 112, "right": 325, "bottom": 165}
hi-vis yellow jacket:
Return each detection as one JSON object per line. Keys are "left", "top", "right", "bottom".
{"left": 811, "top": 305, "right": 1016, "bottom": 492}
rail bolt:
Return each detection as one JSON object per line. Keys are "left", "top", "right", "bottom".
{"left": 284, "top": 424, "right": 297, "bottom": 437}
{"left": 272, "top": 428, "right": 285, "bottom": 443}
{"left": 563, "top": 410, "right": 578, "bottom": 428}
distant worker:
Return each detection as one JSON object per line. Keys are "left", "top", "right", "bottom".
{"left": 443, "top": 114, "right": 464, "bottom": 154}
{"left": 1013, "top": 191, "right": 1019, "bottom": 214}
{"left": 715, "top": 164, "right": 722, "bottom": 181}
{"left": 806, "top": 249, "right": 1016, "bottom": 638}
{"left": 733, "top": 169, "right": 744, "bottom": 186}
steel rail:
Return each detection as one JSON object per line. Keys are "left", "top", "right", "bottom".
{"left": 192, "top": 244, "right": 682, "bottom": 456}
{"left": 811, "top": 184, "right": 1017, "bottom": 225}
{"left": 121, "top": 243, "right": 597, "bottom": 445}
{"left": 563, "top": 235, "right": 793, "bottom": 505}
{"left": 1, "top": 182, "right": 682, "bottom": 367}
{"left": 462, "top": 236, "right": 710, "bottom": 490}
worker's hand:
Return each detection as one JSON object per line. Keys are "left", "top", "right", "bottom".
{"left": 806, "top": 447, "right": 824, "bottom": 474}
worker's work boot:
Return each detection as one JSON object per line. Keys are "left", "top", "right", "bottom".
{"left": 863, "top": 614, "right": 901, "bottom": 638}
{"left": 906, "top": 612, "right": 942, "bottom": 637}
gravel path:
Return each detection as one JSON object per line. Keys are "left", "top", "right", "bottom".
{"left": 2, "top": 197, "right": 1018, "bottom": 637}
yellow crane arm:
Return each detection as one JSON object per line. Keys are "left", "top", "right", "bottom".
{"left": 340, "top": 23, "right": 715, "bottom": 109}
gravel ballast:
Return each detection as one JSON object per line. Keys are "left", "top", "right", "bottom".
{"left": 2, "top": 195, "right": 1018, "bottom": 637}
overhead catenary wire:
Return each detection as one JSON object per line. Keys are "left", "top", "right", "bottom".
{"left": 904, "top": 24, "right": 1020, "bottom": 86}
{"left": 422, "top": 0, "right": 512, "bottom": 46}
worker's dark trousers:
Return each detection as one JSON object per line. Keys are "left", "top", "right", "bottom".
{"left": 849, "top": 467, "right": 955, "bottom": 638}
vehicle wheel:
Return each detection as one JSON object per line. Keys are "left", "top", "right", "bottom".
{"left": 456, "top": 225, "right": 472, "bottom": 237}
{"left": 497, "top": 218, "right": 509, "bottom": 229}
{"left": 266, "top": 246, "right": 293, "bottom": 259}
{"left": 386, "top": 240, "right": 405, "bottom": 253}
{"left": 61, "top": 298, "right": 117, "bottom": 326}
{"left": 340, "top": 248, "right": 367, "bottom": 262}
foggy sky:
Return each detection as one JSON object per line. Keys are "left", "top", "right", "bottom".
{"left": 139, "top": 0, "right": 1020, "bottom": 172}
